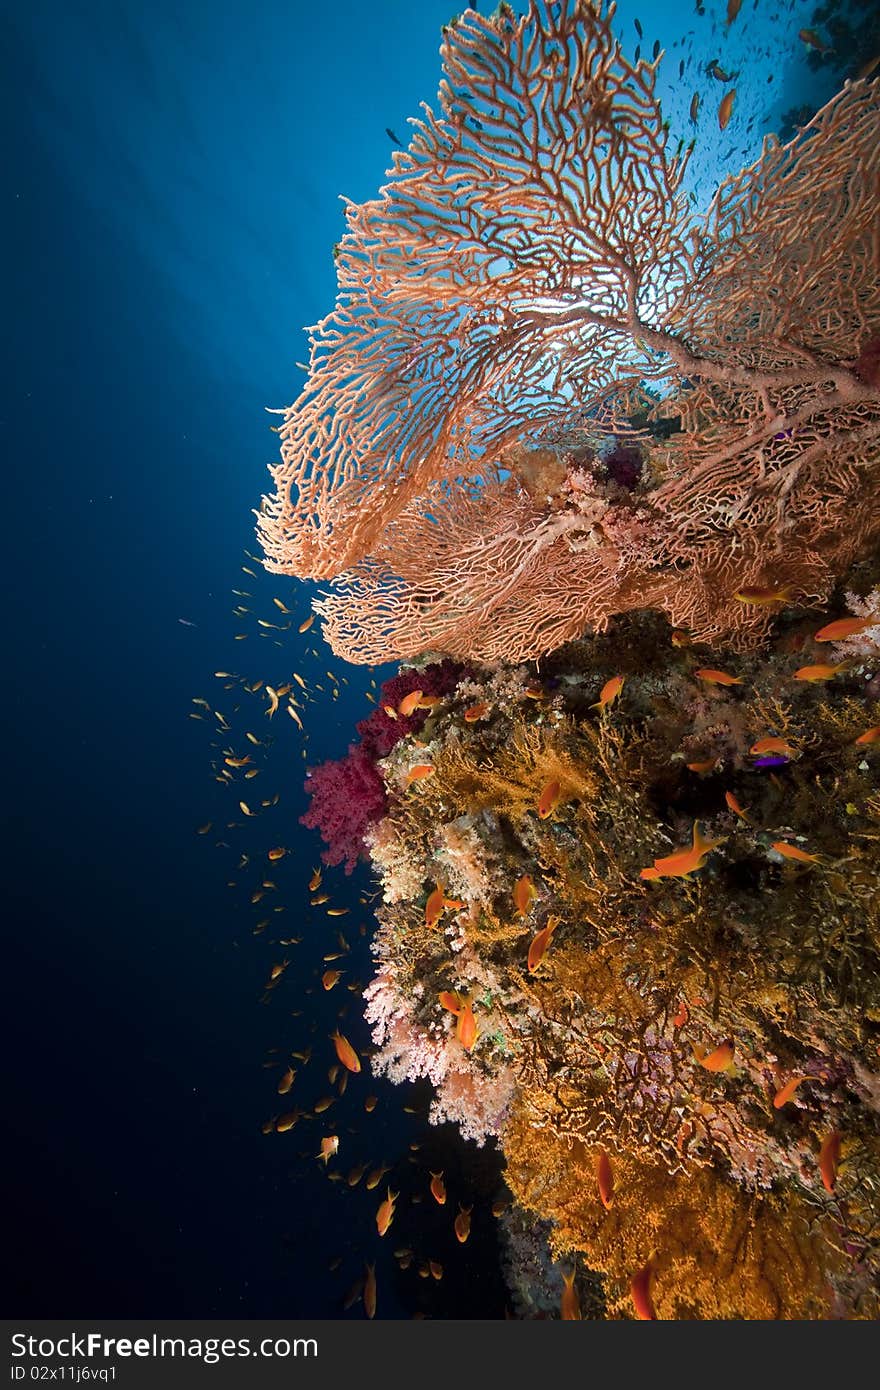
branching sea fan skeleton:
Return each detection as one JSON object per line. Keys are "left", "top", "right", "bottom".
{"left": 259, "top": 0, "right": 880, "bottom": 664}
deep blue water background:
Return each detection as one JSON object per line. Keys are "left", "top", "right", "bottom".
{"left": 3, "top": 0, "right": 861, "bottom": 1319}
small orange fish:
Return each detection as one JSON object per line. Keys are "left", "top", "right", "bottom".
{"left": 425, "top": 883, "right": 446, "bottom": 929}
{"left": 718, "top": 88, "right": 736, "bottom": 130}
{"left": 463, "top": 702, "right": 489, "bottom": 722}
{"left": 404, "top": 763, "right": 435, "bottom": 787}
{"left": 398, "top": 689, "right": 424, "bottom": 717}
{"left": 376, "top": 1187, "right": 398, "bottom": 1237}
{"left": 792, "top": 662, "right": 848, "bottom": 682}
{"left": 429, "top": 1261, "right": 443, "bottom": 1281}
{"left": 750, "top": 737, "right": 795, "bottom": 756}
{"left": 363, "top": 1262, "right": 377, "bottom": 1319}
{"left": 630, "top": 1258, "right": 657, "bottom": 1320}
{"left": 772, "top": 1075, "right": 810, "bottom": 1109}
{"left": 457, "top": 1000, "right": 478, "bottom": 1051}
{"left": 430, "top": 1171, "right": 447, "bottom": 1205}
{"left": 331, "top": 1030, "right": 361, "bottom": 1074}
{"left": 671, "top": 628, "right": 691, "bottom": 647}
{"left": 799, "top": 27, "right": 832, "bottom": 52}
{"left": 646, "top": 821, "right": 724, "bottom": 879}
{"left": 818, "top": 1130, "right": 842, "bottom": 1194}
{"left": 317, "top": 1135, "right": 339, "bottom": 1164}
{"left": 855, "top": 726, "right": 880, "bottom": 745}
{"left": 454, "top": 1205, "right": 472, "bottom": 1244}
{"left": 364, "top": 1095, "right": 378, "bottom": 1113}
{"left": 814, "top": 615, "right": 876, "bottom": 642}
{"left": 724, "top": 791, "right": 749, "bottom": 821}
{"left": 267, "top": 846, "right": 286, "bottom": 861}
{"left": 513, "top": 873, "right": 537, "bottom": 917}
{"left": 523, "top": 684, "right": 546, "bottom": 700}
{"left": 561, "top": 1268, "right": 581, "bottom": 1320}
{"left": 596, "top": 1150, "right": 614, "bottom": 1210}
{"left": 439, "top": 989, "right": 463, "bottom": 1015}
{"left": 734, "top": 585, "right": 792, "bottom": 605}
{"left": 527, "top": 917, "right": 558, "bottom": 973}
{"left": 277, "top": 1067, "right": 295, "bottom": 1095}
{"left": 771, "top": 841, "right": 820, "bottom": 864}
{"left": 365, "top": 1163, "right": 390, "bottom": 1190}
{"left": 693, "top": 1038, "right": 735, "bottom": 1072}
{"left": 694, "top": 668, "right": 742, "bottom": 687}
{"left": 591, "top": 675, "right": 625, "bottom": 710}
{"left": 297, "top": 613, "right": 315, "bottom": 633}
{"left": 686, "top": 758, "right": 717, "bottom": 774}
{"left": 308, "top": 867, "right": 322, "bottom": 891}
{"left": 382, "top": 704, "right": 398, "bottom": 720}
{"left": 322, "top": 969, "right": 342, "bottom": 991}
{"left": 537, "top": 779, "right": 562, "bottom": 819}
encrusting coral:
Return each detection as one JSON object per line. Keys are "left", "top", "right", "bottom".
{"left": 302, "top": 565, "right": 880, "bottom": 1317}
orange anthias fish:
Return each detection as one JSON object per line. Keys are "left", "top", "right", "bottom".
{"left": 456, "top": 1000, "right": 478, "bottom": 1051}
{"left": 799, "top": 27, "right": 832, "bottom": 52}
{"left": 424, "top": 886, "right": 464, "bottom": 930}
{"left": 591, "top": 675, "right": 625, "bottom": 710}
{"left": 463, "top": 702, "right": 489, "bottom": 722}
{"left": 671, "top": 628, "right": 692, "bottom": 647}
{"left": 398, "top": 689, "right": 424, "bottom": 717}
{"left": 855, "top": 726, "right": 880, "bottom": 745}
{"left": 773, "top": 1075, "right": 810, "bottom": 1109}
{"left": 317, "top": 1135, "right": 339, "bottom": 1164}
{"left": 734, "top": 585, "right": 792, "bottom": 605}
{"left": 331, "top": 1030, "right": 361, "bottom": 1074}
{"left": 527, "top": 917, "right": 558, "bottom": 973}
{"left": 693, "top": 1038, "right": 736, "bottom": 1072}
{"left": 308, "top": 867, "right": 322, "bottom": 891}
{"left": 818, "top": 1131, "right": 842, "bottom": 1194}
{"left": 630, "top": 1258, "right": 657, "bottom": 1320}
{"left": 537, "top": 779, "right": 562, "bottom": 819}
{"left": 771, "top": 841, "right": 820, "bottom": 864}
{"left": 430, "top": 1171, "right": 447, "bottom": 1205}
{"left": 404, "top": 764, "right": 435, "bottom": 787}
{"left": 454, "top": 1205, "right": 472, "bottom": 1244}
{"left": 376, "top": 1187, "right": 398, "bottom": 1237}
{"left": 439, "top": 990, "right": 463, "bottom": 1016}
{"left": 561, "top": 1268, "right": 581, "bottom": 1321}
{"left": 425, "top": 884, "right": 446, "bottom": 929}
{"left": 694, "top": 667, "right": 742, "bottom": 687}
{"left": 814, "top": 615, "right": 876, "bottom": 642}
{"left": 363, "top": 1262, "right": 377, "bottom": 1320}
{"left": 686, "top": 758, "right": 717, "bottom": 775}
{"left": 724, "top": 791, "right": 749, "bottom": 821}
{"left": 750, "top": 737, "right": 796, "bottom": 757}
{"left": 596, "top": 1150, "right": 614, "bottom": 1211}
{"left": 718, "top": 88, "right": 736, "bottom": 130}
{"left": 513, "top": 873, "right": 537, "bottom": 917}
{"left": 792, "top": 662, "right": 848, "bottom": 682}
{"left": 642, "top": 821, "right": 724, "bottom": 880}
{"left": 322, "top": 970, "right": 342, "bottom": 991}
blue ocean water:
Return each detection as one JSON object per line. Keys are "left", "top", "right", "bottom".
{"left": 3, "top": 0, "right": 865, "bottom": 1318}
